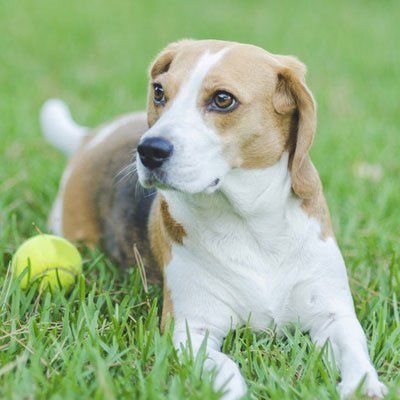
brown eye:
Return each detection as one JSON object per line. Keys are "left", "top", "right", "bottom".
{"left": 209, "top": 91, "right": 237, "bottom": 112}
{"left": 153, "top": 83, "right": 166, "bottom": 105}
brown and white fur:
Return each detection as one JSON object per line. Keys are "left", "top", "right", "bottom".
{"left": 41, "top": 40, "right": 387, "bottom": 399}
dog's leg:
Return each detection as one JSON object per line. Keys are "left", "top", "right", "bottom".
{"left": 165, "top": 251, "right": 247, "bottom": 399}
{"left": 311, "top": 312, "right": 387, "bottom": 398}
{"left": 173, "top": 321, "right": 247, "bottom": 400}
{"left": 291, "top": 276, "right": 387, "bottom": 399}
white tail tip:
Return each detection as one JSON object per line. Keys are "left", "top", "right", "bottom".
{"left": 40, "top": 99, "right": 87, "bottom": 157}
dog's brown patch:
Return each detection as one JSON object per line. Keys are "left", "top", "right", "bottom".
{"left": 148, "top": 195, "right": 172, "bottom": 268}
{"left": 62, "top": 156, "right": 100, "bottom": 246}
{"left": 148, "top": 195, "right": 178, "bottom": 327}
{"left": 148, "top": 194, "right": 186, "bottom": 327}
{"left": 201, "top": 46, "right": 289, "bottom": 169}
{"left": 160, "top": 198, "right": 186, "bottom": 245}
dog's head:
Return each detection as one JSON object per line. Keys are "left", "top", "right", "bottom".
{"left": 137, "top": 39, "right": 318, "bottom": 199}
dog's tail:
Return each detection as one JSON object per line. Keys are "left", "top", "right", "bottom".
{"left": 40, "top": 99, "right": 88, "bottom": 157}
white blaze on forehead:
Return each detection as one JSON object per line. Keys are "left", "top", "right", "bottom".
{"left": 139, "top": 47, "right": 232, "bottom": 194}
{"left": 173, "top": 48, "right": 230, "bottom": 107}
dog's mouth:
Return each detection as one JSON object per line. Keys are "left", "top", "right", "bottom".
{"left": 150, "top": 170, "right": 177, "bottom": 191}
{"left": 143, "top": 169, "right": 175, "bottom": 191}
{"left": 140, "top": 169, "right": 221, "bottom": 194}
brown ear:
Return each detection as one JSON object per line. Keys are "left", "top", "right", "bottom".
{"left": 273, "top": 58, "right": 321, "bottom": 199}
{"left": 149, "top": 39, "right": 194, "bottom": 79}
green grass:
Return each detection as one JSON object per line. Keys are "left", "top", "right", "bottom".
{"left": 1, "top": 0, "right": 399, "bottom": 398}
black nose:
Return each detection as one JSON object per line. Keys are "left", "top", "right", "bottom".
{"left": 137, "top": 137, "right": 174, "bottom": 170}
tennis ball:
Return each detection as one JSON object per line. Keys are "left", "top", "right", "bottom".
{"left": 11, "top": 234, "right": 82, "bottom": 292}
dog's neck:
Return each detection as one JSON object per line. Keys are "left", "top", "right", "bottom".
{"left": 163, "top": 153, "right": 298, "bottom": 239}
{"left": 220, "top": 152, "right": 292, "bottom": 218}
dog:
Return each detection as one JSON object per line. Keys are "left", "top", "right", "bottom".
{"left": 41, "top": 39, "right": 387, "bottom": 399}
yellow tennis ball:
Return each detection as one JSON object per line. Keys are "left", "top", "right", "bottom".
{"left": 11, "top": 234, "right": 82, "bottom": 292}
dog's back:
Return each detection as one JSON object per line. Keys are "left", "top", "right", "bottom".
{"left": 41, "top": 100, "right": 161, "bottom": 283}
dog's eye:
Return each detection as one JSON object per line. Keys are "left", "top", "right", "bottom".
{"left": 153, "top": 83, "right": 166, "bottom": 105}
{"left": 209, "top": 91, "right": 237, "bottom": 112}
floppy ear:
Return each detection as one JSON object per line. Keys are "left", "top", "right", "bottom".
{"left": 272, "top": 57, "right": 321, "bottom": 200}
{"left": 149, "top": 39, "right": 194, "bottom": 78}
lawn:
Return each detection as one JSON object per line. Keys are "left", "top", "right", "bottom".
{"left": 0, "top": 0, "right": 399, "bottom": 399}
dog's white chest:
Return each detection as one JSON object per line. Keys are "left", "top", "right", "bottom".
{"left": 167, "top": 213, "right": 301, "bottom": 330}
{"left": 163, "top": 185, "right": 315, "bottom": 330}
{"left": 162, "top": 158, "right": 347, "bottom": 333}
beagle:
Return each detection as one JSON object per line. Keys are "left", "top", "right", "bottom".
{"left": 41, "top": 39, "right": 387, "bottom": 399}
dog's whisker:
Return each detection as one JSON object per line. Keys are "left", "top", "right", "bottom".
{"left": 134, "top": 179, "right": 143, "bottom": 198}
{"left": 143, "top": 189, "right": 156, "bottom": 198}
{"left": 115, "top": 163, "right": 137, "bottom": 186}
{"left": 115, "top": 163, "right": 132, "bottom": 177}
{"left": 115, "top": 150, "right": 138, "bottom": 180}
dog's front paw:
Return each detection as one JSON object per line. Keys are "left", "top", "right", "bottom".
{"left": 209, "top": 357, "right": 247, "bottom": 400}
{"left": 363, "top": 377, "right": 388, "bottom": 399}
{"left": 219, "top": 375, "right": 247, "bottom": 400}
{"left": 339, "top": 374, "right": 387, "bottom": 399}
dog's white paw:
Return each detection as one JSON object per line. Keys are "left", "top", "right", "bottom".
{"left": 363, "top": 378, "right": 388, "bottom": 399}
{"left": 219, "top": 375, "right": 247, "bottom": 400}
{"left": 339, "top": 374, "right": 388, "bottom": 399}
{"left": 210, "top": 357, "right": 247, "bottom": 400}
